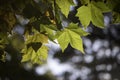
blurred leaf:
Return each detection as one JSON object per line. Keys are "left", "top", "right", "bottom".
{"left": 113, "top": 12, "right": 120, "bottom": 23}
{"left": 0, "top": 32, "right": 8, "bottom": 49}
{"left": 3, "top": 12, "right": 16, "bottom": 30}
{"left": 92, "top": 1, "right": 111, "bottom": 13}
{"left": 9, "top": 33, "right": 25, "bottom": 51}
{"left": 81, "top": 0, "right": 90, "bottom": 4}
{"left": 52, "top": 2, "right": 62, "bottom": 29}
{"left": 25, "top": 32, "right": 48, "bottom": 44}
{"left": 106, "top": 0, "right": 120, "bottom": 13}
{"left": 40, "top": 24, "right": 57, "bottom": 40}
{"left": 0, "top": 50, "right": 6, "bottom": 62}
{"left": 0, "top": 33, "right": 8, "bottom": 44}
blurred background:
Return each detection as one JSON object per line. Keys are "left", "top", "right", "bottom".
{"left": 0, "top": 16, "right": 120, "bottom": 80}
{"left": 0, "top": 0, "right": 120, "bottom": 80}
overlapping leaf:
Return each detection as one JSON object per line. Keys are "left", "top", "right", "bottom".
{"left": 40, "top": 24, "right": 57, "bottom": 40}
{"left": 21, "top": 45, "right": 48, "bottom": 64}
{"left": 25, "top": 32, "right": 48, "bottom": 44}
{"left": 21, "top": 30, "right": 49, "bottom": 64}
{"left": 77, "top": 6, "right": 91, "bottom": 28}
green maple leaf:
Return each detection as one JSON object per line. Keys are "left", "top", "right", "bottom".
{"left": 21, "top": 45, "right": 48, "bottom": 64}
{"left": 76, "top": 1, "right": 110, "bottom": 28}
{"left": 56, "top": 0, "right": 74, "bottom": 17}
{"left": 56, "top": 23, "right": 89, "bottom": 53}
{"left": 76, "top": 6, "right": 91, "bottom": 28}
{"left": 21, "top": 29, "right": 49, "bottom": 64}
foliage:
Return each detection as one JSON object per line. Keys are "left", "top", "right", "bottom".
{"left": 76, "top": 1, "right": 110, "bottom": 28}
{"left": 0, "top": 0, "right": 120, "bottom": 64}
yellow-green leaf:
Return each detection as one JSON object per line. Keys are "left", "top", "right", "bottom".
{"left": 76, "top": 1, "right": 110, "bottom": 28}
{"left": 56, "top": 23, "right": 88, "bottom": 53}
{"left": 76, "top": 6, "right": 91, "bottom": 28}
{"left": 57, "top": 30, "right": 70, "bottom": 52}
{"left": 90, "top": 3, "right": 104, "bottom": 28}
{"left": 56, "top": 0, "right": 74, "bottom": 17}
{"left": 21, "top": 45, "right": 48, "bottom": 64}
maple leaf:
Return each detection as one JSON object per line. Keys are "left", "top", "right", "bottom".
{"left": 56, "top": 23, "right": 89, "bottom": 53}
{"left": 76, "top": 1, "right": 110, "bottom": 28}
{"left": 21, "top": 45, "right": 48, "bottom": 64}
